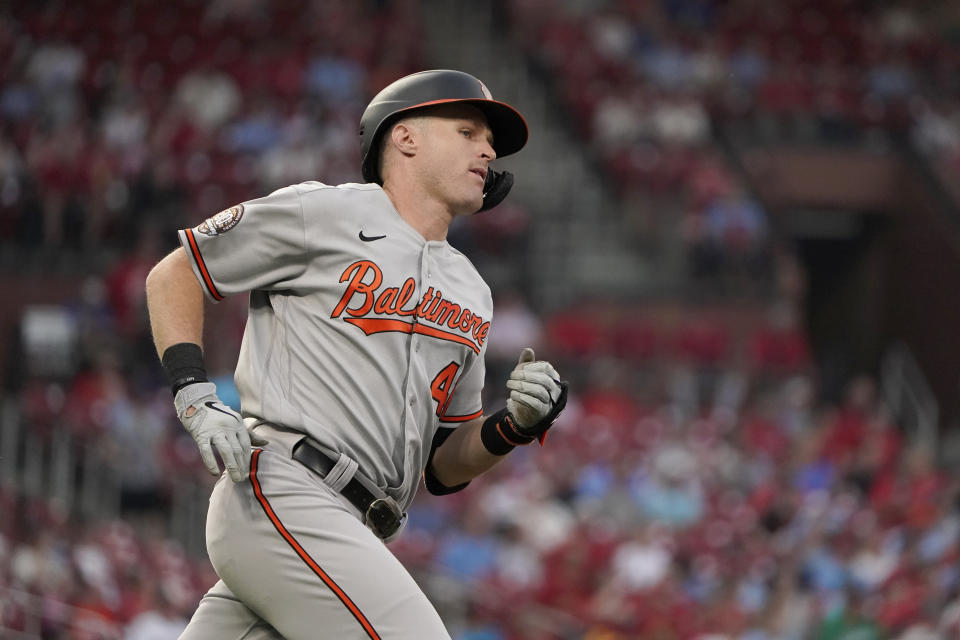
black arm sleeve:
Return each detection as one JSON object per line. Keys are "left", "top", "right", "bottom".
{"left": 423, "top": 427, "right": 471, "bottom": 496}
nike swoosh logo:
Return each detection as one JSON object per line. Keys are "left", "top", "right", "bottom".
{"left": 359, "top": 230, "right": 387, "bottom": 242}
{"left": 205, "top": 401, "right": 239, "bottom": 422}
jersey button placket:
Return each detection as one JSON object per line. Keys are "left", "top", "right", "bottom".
{"left": 416, "top": 248, "right": 436, "bottom": 355}
{"left": 407, "top": 246, "right": 429, "bottom": 406}
{"left": 418, "top": 254, "right": 428, "bottom": 358}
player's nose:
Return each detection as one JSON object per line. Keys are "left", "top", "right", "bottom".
{"left": 480, "top": 139, "right": 496, "bottom": 161}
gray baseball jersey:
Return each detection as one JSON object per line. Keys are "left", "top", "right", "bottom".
{"left": 176, "top": 182, "right": 492, "bottom": 639}
{"left": 179, "top": 181, "right": 491, "bottom": 509}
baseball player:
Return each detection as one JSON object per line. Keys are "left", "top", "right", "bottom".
{"left": 145, "top": 69, "right": 568, "bottom": 639}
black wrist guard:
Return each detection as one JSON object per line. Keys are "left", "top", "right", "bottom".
{"left": 161, "top": 343, "right": 208, "bottom": 395}
{"left": 480, "top": 408, "right": 535, "bottom": 456}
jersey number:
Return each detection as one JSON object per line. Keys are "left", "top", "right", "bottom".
{"left": 430, "top": 362, "right": 461, "bottom": 417}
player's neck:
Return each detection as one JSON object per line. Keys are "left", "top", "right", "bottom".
{"left": 382, "top": 183, "right": 453, "bottom": 242}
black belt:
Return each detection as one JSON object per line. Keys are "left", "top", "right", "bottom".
{"left": 291, "top": 440, "right": 404, "bottom": 540}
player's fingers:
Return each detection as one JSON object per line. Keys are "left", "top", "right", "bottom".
{"left": 229, "top": 430, "right": 250, "bottom": 479}
{"left": 214, "top": 432, "right": 243, "bottom": 482}
{"left": 510, "top": 390, "right": 548, "bottom": 416}
{"left": 234, "top": 429, "right": 257, "bottom": 476}
{"left": 511, "top": 361, "right": 558, "bottom": 381}
{"left": 196, "top": 439, "right": 221, "bottom": 477}
{"left": 544, "top": 374, "right": 562, "bottom": 403}
{"left": 506, "top": 397, "right": 525, "bottom": 425}
{"left": 517, "top": 347, "right": 535, "bottom": 364}
{"left": 506, "top": 379, "right": 552, "bottom": 404}
{"left": 509, "top": 369, "right": 561, "bottom": 395}
{"left": 524, "top": 361, "right": 560, "bottom": 381}
{"left": 540, "top": 362, "right": 560, "bottom": 382}
{"left": 236, "top": 425, "right": 253, "bottom": 453}
{"left": 508, "top": 395, "right": 547, "bottom": 429}
{"left": 507, "top": 375, "right": 561, "bottom": 407}
{"left": 513, "top": 369, "right": 560, "bottom": 389}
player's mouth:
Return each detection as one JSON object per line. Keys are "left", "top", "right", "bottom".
{"left": 470, "top": 167, "right": 487, "bottom": 181}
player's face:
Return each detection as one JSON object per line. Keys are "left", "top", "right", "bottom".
{"left": 416, "top": 104, "right": 496, "bottom": 216}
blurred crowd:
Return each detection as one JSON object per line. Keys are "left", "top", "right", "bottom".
{"left": 1, "top": 0, "right": 958, "bottom": 255}
{"left": 506, "top": 0, "right": 960, "bottom": 188}
{"left": 3, "top": 0, "right": 960, "bottom": 639}
{"left": 1, "top": 490, "right": 214, "bottom": 639}
{"left": 0, "top": 0, "right": 425, "bottom": 258}
{"left": 504, "top": 0, "right": 960, "bottom": 291}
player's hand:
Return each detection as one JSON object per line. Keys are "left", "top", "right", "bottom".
{"left": 174, "top": 382, "right": 264, "bottom": 482}
{"left": 505, "top": 348, "right": 568, "bottom": 434}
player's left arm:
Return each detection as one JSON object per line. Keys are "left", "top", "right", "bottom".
{"left": 426, "top": 416, "right": 499, "bottom": 489}
{"left": 427, "top": 348, "right": 567, "bottom": 489}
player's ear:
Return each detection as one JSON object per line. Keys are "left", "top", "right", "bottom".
{"left": 389, "top": 121, "right": 419, "bottom": 159}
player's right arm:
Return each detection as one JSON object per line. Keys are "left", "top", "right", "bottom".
{"left": 146, "top": 187, "right": 309, "bottom": 482}
{"left": 146, "top": 247, "right": 204, "bottom": 354}
{"left": 146, "top": 247, "right": 257, "bottom": 483}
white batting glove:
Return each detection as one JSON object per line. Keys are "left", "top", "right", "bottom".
{"left": 505, "top": 348, "right": 565, "bottom": 433}
{"left": 174, "top": 382, "right": 258, "bottom": 482}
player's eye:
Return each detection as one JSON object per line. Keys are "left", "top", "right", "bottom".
{"left": 460, "top": 129, "right": 472, "bottom": 138}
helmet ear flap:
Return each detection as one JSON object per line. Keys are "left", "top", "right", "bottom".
{"left": 364, "top": 121, "right": 392, "bottom": 185}
{"left": 478, "top": 169, "right": 514, "bottom": 213}
{"left": 361, "top": 126, "right": 384, "bottom": 184}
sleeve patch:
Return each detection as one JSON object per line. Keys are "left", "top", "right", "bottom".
{"left": 198, "top": 204, "right": 244, "bottom": 236}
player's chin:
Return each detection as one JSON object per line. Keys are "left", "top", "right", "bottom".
{"left": 452, "top": 191, "right": 485, "bottom": 216}
{"left": 469, "top": 193, "right": 485, "bottom": 214}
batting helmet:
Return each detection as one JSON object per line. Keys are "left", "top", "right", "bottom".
{"left": 359, "top": 69, "right": 528, "bottom": 184}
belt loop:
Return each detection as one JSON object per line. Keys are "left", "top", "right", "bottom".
{"left": 323, "top": 453, "right": 358, "bottom": 494}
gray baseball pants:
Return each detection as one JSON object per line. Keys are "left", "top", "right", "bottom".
{"left": 178, "top": 442, "right": 450, "bottom": 639}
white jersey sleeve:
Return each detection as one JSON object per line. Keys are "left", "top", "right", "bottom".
{"left": 178, "top": 185, "right": 309, "bottom": 301}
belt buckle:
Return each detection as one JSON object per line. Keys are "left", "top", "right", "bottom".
{"left": 365, "top": 497, "right": 405, "bottom": 540}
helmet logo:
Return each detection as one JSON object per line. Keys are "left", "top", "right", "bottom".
{"left": 478, "top": 80, "right": 493, "bottom": 100}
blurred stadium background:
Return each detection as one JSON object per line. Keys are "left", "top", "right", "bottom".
{"left": 2, "top": 0, "right": 960, "bottom": 638}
